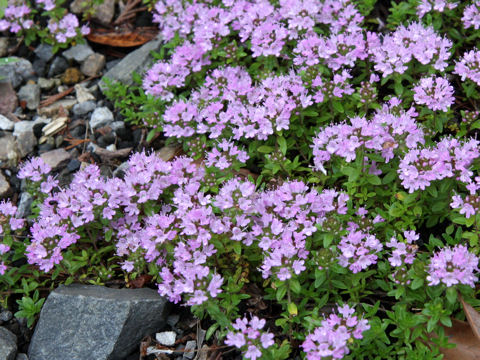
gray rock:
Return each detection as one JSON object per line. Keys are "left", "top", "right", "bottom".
{"left": 16, "top": 353, "right": 28, "bottom": 360}
{"left": 0, "top": 57, "right": 34, "bottom": 89}
{"left": 17, "top": 84, "right": 40, "bottom": 111}
{"left": 38, "top": 99, "right": 77, "bottom": 117}
{"left": 92, "top": 0, "right": 115, "bottom": 25}
{"left": 0, "top": 38, "right": 8, "bottom": 58}
{"left": 106, "top": 144, "right": 116, "bottom": 152}
{"left": 110, "top": 121, "right": 125, "bottom": 132}
{"left": 0, "top": 115, "right": 14, "bottom": 131}
{"left": 74, "top": 84, "right": 95, "bottom": 103}
{"left": 166, "top": 314, "right": 180, "bottom": 328}
{"left": 72, "top": 101, "right": 96, "bottom": 117}
{"left": 0, "top": 172, "right": 11, "bottom": 198}
{"left": 183, "top": 340, "right": 196, "bottom": 359}
{"left": 37, "top": 78, "right": 56, "bottom": 91}
{"left": 63, "top": 44, "right": 94, "bottom": 63}
{"left": 0, "top": 134, "right": 20, "bottom": 167}
{"left": 40, "top": 149, "right": 71, "bottom": 170}
{"left": 100, "top": 35, "right": 163, "bottom": 92}
{"left": 47, "top": 57, "right": 68, "bottom": 78}
{"left": 14, "top": 119, "right": 49, "bottom": 138}
{"left": 16, "top": 192, "right": 33, "bottom": 219}
{"left": 16, "top": 131, "right": 37, "bottom": 157}
{"left": 156, "top": 331, "right": 176, "bottom": 346}
{"left": 0, "top": 311, "right": 12, "bottom": 322}
{"left": 28, "top": 284, "right": 169, "bottom": 360}
{"left": 0, "top": 82, "right": 18, "bottom": 115}
{"left": 90, "top": 107, "right": 114, "bottom": 129}
{"left": 34, "top": 44, "right": 54, "bottom": 62}
{"left": 32, "top": 59, "right": 46, "bottom": 78}
{"left": 81, "top": 53, "right": 105, "bottom": 77}
{"left": 0, "top": 326, "right": 17, "bottom": 360}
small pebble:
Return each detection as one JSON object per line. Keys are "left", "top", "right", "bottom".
{"left": 156, "top": 331, "right": 176, "bottom": 346}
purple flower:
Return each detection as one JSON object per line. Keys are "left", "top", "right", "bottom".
{"left": 413, "top": 76, "right": 454, "bottom": 112}
{"left": 302, "top": 304, "right": 369, "bottom": 360}
{"left": 18, "top": 157, "right": 52, "bottom": 182}
{"left": 463, "top": 2, "right": 480, "bottom": 30}
{"left": 337, "top": 231, "right": 383, "bottom": 273}
{"left": 427, "top": 245, "right": 479, "bottom": 287}
{"left": 225, "top": 315, "right": 274, "bottom": 359}
{"left": 455, "top": 48, "right": 480, "bottom": 86}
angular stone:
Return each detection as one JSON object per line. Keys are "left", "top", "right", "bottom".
{"left": 0, "top": 172, "right": 11, "bottom": 198}
{"left": 155, "top": 331, "right": 176, "bottom": 346}
{"left": 92, "top": 0, "right": 115, "bottom": 25}
{"left": 40, "top": 148, "right": 71, "bottom": 170}
{"left": 14, "top": 119, "right": 49, "bottom": 138}
{"left": 0, "top": 115, "right": 14, "bottom": 131}
{"left": 90, "top": 107, "right": 114, "bottom": 129}
{"left": 0, "top": 57, "right": 34, "bottom": 88}
{"left": 34, "top": 44, "right": 54, "bottom": 62}
{"left": 74, "top": 84, "right": 95, "bottom": 103}
{"left": 0, "top": 82, "right": 17, "bottom": 115}
{"left": 0, "top": 134, "right": 20, "bottom": 167}
{"left": 72, "top": 101, "right": 96, "bottom": 117}
{"left": 15, "top": 353, "right": 28, "bottom": 360}
{"left": 63, "top": 44, "right": 94, "bottom": 63}
{"left": 16, "top": 131, "right": 37, "bottom": 157}
{"left": 15, "top": 192, "right": 33, "bottom": 219}
{"left": 80, "top": 53, "right": 105, "bottom": 77}
{"left": 183, "top": 340, "right": 196, "bottom": 359}
{"left": 28, "top": 284, "right": 169, "bottom": 360}
{"left": 47, "top": 57, "right": 68, "bottom": 78}
{"left": 37, "top": 78, "right": 56, "bottom": 91}
{"left": 38, "top": 99, "right": 77, "bottom": 117}
{"left": 18, "top": 84, "right": 41, "bottom": 111}
{"left": 0, "top": 326, "right": 17, "bottom": 360}
{"left": 100, "top": 36, "right": 163, "bottom": 92}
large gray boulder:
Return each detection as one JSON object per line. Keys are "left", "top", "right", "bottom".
{"left": 0, "top": 58, "right": 34, "bottom": 88}
{"left": 99, "top": 35, "right": 163, "bottom": 92}
{"left": 28, "top": 284, "right": 169, "bottom": 360}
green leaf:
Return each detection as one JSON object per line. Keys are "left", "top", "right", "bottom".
{"left": 332, "top": 101, "right": 344, "bottom": 113}
{"left": 277, "top": 136, "right": 287, "bottom": 155}
{"left": 288, "top": 302, "right": 298, "bottom": 316}
{"left": 205, "top": 323, "right": 219, "bottom": 341}
{"left": 276, "top": 285, "right": 288, "bottom": 301}
{"left": 367, "top": 175, "right": 382, "bottom": 185}
{"left": 411, "top": 278, "right": 424, "bottom": 290}
{"left": 446, "top": 287, "right": 457, "bottom": 304}
{"left": 146, "top": 129, "right": 157, "bottom": 143}
{"left": 257, "top": 145, "right": 274, "bottom": 153}
{"left": 289, "top": 279, "right": 301, "bottom": 294}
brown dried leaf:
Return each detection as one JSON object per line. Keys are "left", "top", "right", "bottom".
{"left": 86, "top": 27, "right": 158, "bottom": 47}
{"left": 461, "top": 296, "right": 480, "bottom": 341}
{"left": 441, "top": 319, "right": 480, "bottom": 360}
{"left": 128, "top": 274, "right": 153, "bottom": 289}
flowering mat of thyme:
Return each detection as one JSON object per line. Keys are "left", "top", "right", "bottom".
{"left": 3, "top": 0, "right": 480, "bottom": 359}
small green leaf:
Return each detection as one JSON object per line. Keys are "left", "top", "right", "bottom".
{"left": 277, "top": 136, "right": 287, "bottom": 155}
{"left": 258, "top": 145, "right": 274, "bottom": 153}
{"left": 288, "top": 302, "right": 298, "bottom": 316}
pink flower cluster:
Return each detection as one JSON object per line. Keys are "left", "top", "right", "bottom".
{"left": 0, "top": 4, "right": 33, "bottom": 33}
{"left": 160, "top": 66, "right": 310, "bottom": 140}
{"left": 413, "top": 76, "right": 455, "bottom": 112}
{"left": 19, "top": 153, "right": 350, "bottom": 305}
{"left": 337, "top": 230, "right": 383, "bottom": 273}
{"left": 225, "top": 316, "right": 275, "bottom": 360}
{"left": 417, "top": 0, "right": 457, "bottom": 19}
{"left": 455, "top": 48, "right": 480, "bottom": 86}
{"left": 47, "top": 14, "right": 90, "bottom": 43}
{"left": 205, "top": 139, "right": 249, "bottom": 170}
{"left": 312, "top": 98, "right": 423, "bottom": 172}
{"left": 0, "top": 201, "right": 25, "bottom": 275}
{"left": 367, "top": 22, "right": 451, "bottom": 77}
{"left": 463, "top": 1, "right": 480, "bottom": 30}
{"left": 427, "top": 245, "right": 479, "bottom": 287}
{"left": 398, "top": 138, "right": 480, "bottom": 192}
{"left": 302, "top": 304, "right": 369, "bottom": 360}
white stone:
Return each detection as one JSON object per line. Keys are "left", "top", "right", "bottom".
{"left": 0, "top": 115, "right": 14, "bottom": 131}
{"left": 90, "top": 107, "right": 114, "bottom": 129}
{"left": 155, "top": 331, "right": 176, "bottom": 346}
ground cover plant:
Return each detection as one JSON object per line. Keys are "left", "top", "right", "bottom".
{"left": 4, "top": 0, "right": 480, "bottom": 358}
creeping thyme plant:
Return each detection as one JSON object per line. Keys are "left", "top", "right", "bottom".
{"left": 5, "top": 0, "right": 480, "bottom": 358}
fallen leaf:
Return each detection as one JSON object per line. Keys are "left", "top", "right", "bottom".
{"left": 128, "top": 274, "right": 153, "bottom": 289}
{"left": 87, "top": 27, "right": 158, "bottom": 47}
{"left": 462, "top": 296, "right": 480, "bottom": 341}
{"left": 441, "top": 319, "right": 480, "bottom": 360}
